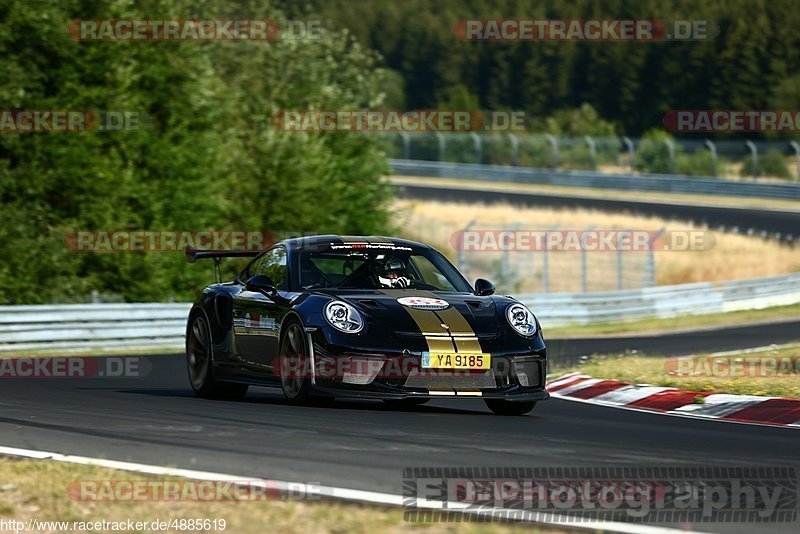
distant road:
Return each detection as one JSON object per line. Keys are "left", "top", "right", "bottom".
{"left": 396, "top": 180, "right": 800, "bottom": 241}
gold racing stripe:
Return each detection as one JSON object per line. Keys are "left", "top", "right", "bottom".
{"left": 434, "top": 307, "right": 483, "bottom": 353}
{"left": 403, "top": 307, "right": 455, "bottom": 352}
{"left": 386, "top": 289, "right": 484, "bottom": 354}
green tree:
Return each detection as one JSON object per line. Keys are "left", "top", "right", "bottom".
{"left": 0, "top": 0, "right": 393, "bottom": 304}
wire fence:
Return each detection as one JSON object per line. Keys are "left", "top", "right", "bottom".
{"left": 401, "top": 215, "right": 657, "bottom": 294}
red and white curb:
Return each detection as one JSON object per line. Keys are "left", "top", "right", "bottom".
{"left": 547, "top": 373, "right": 800, "bottom": 429}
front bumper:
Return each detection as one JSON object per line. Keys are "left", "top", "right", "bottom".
{"left": 309, "top": 337, "right": 549, "bottom": 401}
{"left": 311, "top": 383, "right": 550, "bottom": 402}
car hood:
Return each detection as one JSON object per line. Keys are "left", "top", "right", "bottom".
{"left": 311, "top": 289, "right": 506, "bottom": 337}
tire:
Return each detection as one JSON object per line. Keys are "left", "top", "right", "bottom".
{"left": 186, "top": 312, "right": 249, "bottom": 400}
{"left": 279, "top": 320, "right": 314, "bottom": 405}
{"left": 484, "top": 399, "right": 536, "bottom": 416}
{"left": 383, "top": 398, "right": 430, "bottom": 408}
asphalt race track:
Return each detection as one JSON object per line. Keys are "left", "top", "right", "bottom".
{"left": 397, "top": 182, "right": 800, "bottom": 241}
{"left": 3, "top": 182, "right": 800, "bottom": 532}
{"left": 1, "top": 329, "right": 799, "bottom": 534}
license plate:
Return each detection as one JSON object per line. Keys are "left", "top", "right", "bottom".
{"left": 421, "top": 352, "right": 491, "bottom": 370}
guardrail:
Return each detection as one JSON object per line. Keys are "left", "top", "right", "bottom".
{"left": 0, "top": 303, "right": 191, "bottom": 352}
{"left": 389, "top": 159, "right": 800, "bottom": 200}
{"left": 1, "top": 273, "right": 799, "bottom": 351}
{"left": 519, "top": 273, "right": 800, "bottom": 327}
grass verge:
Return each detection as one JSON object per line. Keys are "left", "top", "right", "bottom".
{"left": 553, "top": 345, "right": 800, "bottom": 398}
{"left": 0, "top": 459, "right": 568, "bottom": 534}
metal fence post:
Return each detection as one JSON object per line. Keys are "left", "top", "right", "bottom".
{"left": 471, "top": 132, "right": 482, "bottom": 164}
{"left": 745, "top": 140, "right": 758, "bottom": 180}
{"left": 622, "top": 137, "right": 635, "bottom": 172}
{"left": 545, "top": 134, "right": 559, "bottom": 169}
{"left": 580, "top": 225, "right": 595, "bottom": 293}
{"left": 580, "top": 247, "right": 588, "bottom": 292}
{"left": 435, "top": 132, "right": 446, "bottom": 162}
{"left": 399, "top": 132, "right": 411, "bottom": 160}
{"left": 664, "top": 139, "right": 676, "bottom": 174}
{"left": 502, "top": 245, "right": 510, "bottom": 289}
{"left": 646, "top": 228, "right": 665, "bottom": 288}
{"left": 508, "top": 133, "right": 519, "bottom": 166}
{"left": 585, "top": 136, "right": 596, "bottom": 170}
{"left": 501, "top": 225, "right": 517, "bottom": 289}
{"left": 616, "top": 232, "right": 623, "bottom": 290}
{"left": 457, "top": 219, "right": 476, "bottom": 275}
{"left": 541, "top": 237, "right": 549, "bottom": 293}
{"left": 646, "top": 248, "right": 655, "bottom": 288}
{"left": 790, "top": 141, "right": 800, "bottom": 182}
{"left": 704, "top": 139, "right": 717, "bottom": 176}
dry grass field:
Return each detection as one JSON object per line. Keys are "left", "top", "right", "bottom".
{"left": 393, "top": 199, "right": 800, "bottom": 291}
{"left": 0, "top": 459, "right": 568, "bottom": 534}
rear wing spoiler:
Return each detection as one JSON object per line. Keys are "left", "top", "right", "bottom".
{"left": 185, "top": 246, "right": 261, "bottom": 263}
{"left": 186, "top": 246, "right": 261, "bottom": 282}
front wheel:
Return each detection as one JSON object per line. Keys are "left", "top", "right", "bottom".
{"left": 484, "top": 399, "right": 536, "bottom": 416}
{"left": 279, "top": 321, "right": 313, "bottom": 405}
{"left": 186, "top": 313, "right": 248, "bottom": 400}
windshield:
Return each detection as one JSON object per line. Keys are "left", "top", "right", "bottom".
{"left": 296, "top": 248, "right": 472, "bottom": 292}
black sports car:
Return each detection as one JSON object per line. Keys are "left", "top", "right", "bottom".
{"left": 185, "top": 235, "right": 548, "bottom": 415}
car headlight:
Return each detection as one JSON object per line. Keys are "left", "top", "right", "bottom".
{"left": 506, "top": 303, "right": 537, "bottom": 337}
{"left": 324, "top": 301, "right": 364, "bottom": 333}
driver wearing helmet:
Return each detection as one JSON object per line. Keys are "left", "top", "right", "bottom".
{"left": 374, "top": 256, "right": 412, "bottom": 289}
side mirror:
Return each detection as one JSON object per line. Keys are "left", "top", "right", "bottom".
{"left": 474, "top": 278, "right": 495, "bottom": 296}
{"left": 246, "top": 275, "right": 277, "bottom": 298}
